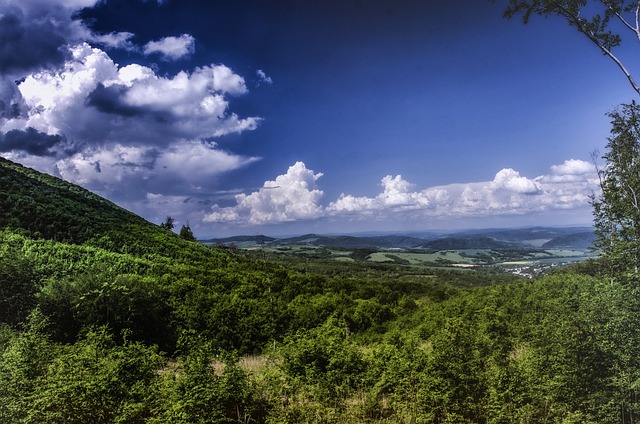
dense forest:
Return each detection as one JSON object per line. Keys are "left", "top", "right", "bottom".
{"left": 1, "top": 149, "right": 640, "bottom": 424}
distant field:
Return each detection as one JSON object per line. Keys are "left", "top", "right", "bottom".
{"left": 238, "top": 243, "right": 597, "bottom": 275}
{"left": 370, "top": 251, "right": 473, "bottom": 265}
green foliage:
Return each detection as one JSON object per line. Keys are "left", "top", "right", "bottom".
{"left": 0, "top": 247, "right": 39, "bottom": 326}
{"left": 29, "top": 328, "right": 163, "bottom": 424}
{"left": 0, "top": 310, "right": 54, "bottom": 422}
{"left": 0, "top": 157, "right": 151, "bottom": 244}
{"left": 39, "top": 273, "right": 174, "bottom": 350}
{"left": 251, "top": 272, "right": 640, "bottom": 423}
{"left": 179, "top": 223, "right": 196, "bottom": 241}
{"left": 150, "top": 339, "right": 267, "bottom": 424}
{"left": 281, "top": 318, "right": 366, "bottom": 399}
{"left": 159, "top": 216, "right": 174, "bottom": 230}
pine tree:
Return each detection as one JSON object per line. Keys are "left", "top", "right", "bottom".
{"left": 179, "top": 223, "right": 196, "bottom": 241}
{"left": 159, "top": 216, "right": 174, "bottom": 231}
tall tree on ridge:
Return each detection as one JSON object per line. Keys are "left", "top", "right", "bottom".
{"left": 180, "top": 222, "right": 196, "bottom": 242}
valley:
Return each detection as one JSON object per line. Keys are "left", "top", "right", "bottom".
{"left": 204, "top": 226, "right": 597, "bottom": 277}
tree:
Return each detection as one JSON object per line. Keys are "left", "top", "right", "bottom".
{"left": 179, "top": 223, "right": 196, "bottom": 241}
{"left": 0, "top": 250, "right": 38, "bottom": 326}
{"left": 592, "top": 102, "right": 640, "bottom": 277}
{"left": 159, "top": 216, "right": 174, "bottom": 231}
{"left": 503, "top": 0, "right": 640, "bottom": 97}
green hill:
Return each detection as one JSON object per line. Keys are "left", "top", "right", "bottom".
{"left": 0, "top": 157, "right": 224, "bottom": 262}
{"left": 542, "top": 231, "right": 596, "bottom": 250}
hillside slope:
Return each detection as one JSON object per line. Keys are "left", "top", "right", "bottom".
{"left": 0, "top": 157, "right": 215, "bottom": 260}
{"left": 0, "top": 157, "right": 150, "bottom": 243}
{"left": 542, "top": 231, "right": 596, "bottom": 250}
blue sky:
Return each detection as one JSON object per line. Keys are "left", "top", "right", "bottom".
{"left": 1, "top": 0, "right": 638, "bottom": 237}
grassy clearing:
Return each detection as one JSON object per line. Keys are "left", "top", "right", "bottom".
{"left": 368, "top": 252, "right": 394, "bottom": 262}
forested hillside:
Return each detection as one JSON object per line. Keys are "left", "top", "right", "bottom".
{"left": 1, "top": 157, "right": 639, "bottom": 423}
{"left": 0, "top": 157, "right": 149, "bottom": 244}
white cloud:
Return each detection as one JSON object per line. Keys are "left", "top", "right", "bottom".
{"left": 154, "top": 140, "right": 259, "bottom": 182}
{"left": 210, "top": 65, "right": 249, "bottom": 95}
{"left": 208, "top": 159, "right": 598, "bottom": 228}
{"left": 14, "top": 44, "right": 118, "bottom": 134}
{"left": 90, "top": 31, "right": 136, "bottom": 51}
{"left": 143, "top": 34, "right": 196, "bottom": 60}
{"left": 1, "top": 0, "right": 99, "bottom": 12}
{"left": 205, "top": 162, "right": 324, "bottom": 224}
{"left": 490, "top": 168, "right": 541, "bottom": 194}
{"left": 329, "top": 161, "right": 597, "bottom": 221}
{"left": 56, "top": 144, "right": 155, "bottom": 186}
{"left": 55, "top": 0, "right": 99, "bottom": 9}
{"left": 326, "top": 174, "right": 428, "bottom": 215}
{"left": 256, "top": 69, "right": 273, "bottom": 85}
{"left": 53, "top": 139, "right": 259, "bottom": 208}
{"left": 0, "top": 41, "right": 261, "bottom": 210}
{"left": 546, "top": 158, "right": 597, "bottom": 182}
{"left": 4, "top": 43, "right": 259, "bottom": 145}
{"left": 328, "top": 194, "right": 377, "bottom": 214}
{"left": 551, "top": 158, "right": 594, "bottom": 175}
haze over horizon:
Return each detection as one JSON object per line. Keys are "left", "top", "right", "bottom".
{"left": 1, "top": 0, "right": 636, "bottom": 237}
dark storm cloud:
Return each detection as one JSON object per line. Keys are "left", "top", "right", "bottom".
{"left": 0, "top": 127, "right": 69, "bottom": 156}
{"left": 0, "top": 99, "right": 22, "bottom": 119}
{"left": 85, "top": 84, "right": 145, "bottom": 117}
{"left": 86, "top": 83, "right": 176, "bottom": 125}
{"left": 0, "top": 7, "right": 70, "bottom": 76}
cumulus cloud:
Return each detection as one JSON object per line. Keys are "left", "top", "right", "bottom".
{"left": 205, "top": 162, "right": 324, "bottom": 224}
{"left": 327, "top": 174, "right": 430, "bottom": 216}
{"left": 0, "top": 0, "right": 264, "bottom": 227}
{"left": 546, "top": 158, "right": 597, "bottom": 182}
{"left": 154, "top": 140, "right": 259, "bottom": 183}
{"left": 143, "top": 34, "right": 196, "bottom": 60}
{"left": 206, "top": 160, "right": 598, "bottom": 228}
{"left": 0, "top": 0, "right": 132, "bottom": 79}
{"left": 329, "top": 161, "right": 597, "bottom": 221}
{"left": 489, "top": 168, "right": 541, "bottom": 194}
{"left": 0, "top": 78, "right": 26, "bottom": 119}
{"left": 0, "top": 0, "right": 258, "bottom": 146}
{"left": 6, "top": 44, "right": 258, "bottom": 147}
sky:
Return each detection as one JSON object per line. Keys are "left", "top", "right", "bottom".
{"left": 1, "top": 0, "right": 639, "bottom": 237}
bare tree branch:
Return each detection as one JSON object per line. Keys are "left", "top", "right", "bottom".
{"left": 602, "top": 0, "right": 640, "bottom": 42}
{"left": 557, "top": 2, "right": 640, "bottom": 96}
{"left": 504, "top": 0, "right": 640, "bottom": 97}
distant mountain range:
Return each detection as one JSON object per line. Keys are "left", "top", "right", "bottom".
{"left": 202, "top": 226, "right": 596, "bottom": 252}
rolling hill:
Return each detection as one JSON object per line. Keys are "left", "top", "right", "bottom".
{"left": 205, "top": 226, "right": 596, "bottom": 252}
{"left": 0, "top": 157, "right": 222, "bottom": 261}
